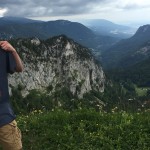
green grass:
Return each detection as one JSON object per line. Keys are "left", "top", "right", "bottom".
{"left": 135, "top": 86, "right": 150, "bottom": 96}
{"left": 15, "top": 109, "right": 150, "bottom": 150}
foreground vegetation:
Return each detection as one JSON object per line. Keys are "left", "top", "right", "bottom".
{"left": 6, "top": 78, "right": 149, "bottom": 150}
{"left": 17, "top": 109, "right": 149, "bottom": 150}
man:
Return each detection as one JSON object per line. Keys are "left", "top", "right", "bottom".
{"left": 0, "top": 41, "right": 23, "bottom": 150}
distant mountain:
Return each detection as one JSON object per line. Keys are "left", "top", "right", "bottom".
{"left": 0, "top": 17, "right": 118, "bottom": 51}
{"left": 80, "top": 19, "right": 136, "bottom": 39}
{"left": 0, "top": 16, "right": 42, "bottom": 24}
{"left": 101, "top": 24, "right": 150, "bottom": 69}
{"left": 132, "top": 25, "right": 150, "bottom": 40}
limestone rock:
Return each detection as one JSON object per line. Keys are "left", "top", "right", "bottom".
{"left": 9, "top": 35, "right": 105, "bottom": 98}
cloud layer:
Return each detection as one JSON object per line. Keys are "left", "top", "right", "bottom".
{"left": 0, "top": 0, "right": 150, "bottom": 24}
{"left": 0, "top": 0, "right": 110, "bottom": 17}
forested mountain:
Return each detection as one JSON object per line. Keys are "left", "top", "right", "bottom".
{"left": 107, "top": 56, "right": 150, "bottom": 87}
{"left": 0, "top": 16, "right": 42, "bottom": 24}
{"left": 101, "top": 24, "right": 150, "bottom": 69}
{"left": 0, "top": 17, "right": 149, "bottom": 112}
{"left": 0, "top": 17, "right": 118, "bottom": 51}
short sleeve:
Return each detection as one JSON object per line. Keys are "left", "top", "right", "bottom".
{"left": 6, "top": 52, "right": 16, "bottom": 74}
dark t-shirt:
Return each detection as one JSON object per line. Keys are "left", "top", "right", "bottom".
{"left": 0, "top": 48, "right": 16, "bottom": 127}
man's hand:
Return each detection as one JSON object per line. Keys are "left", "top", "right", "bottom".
{"left": 0, "top": 41, "right": 16, "bottom": 52}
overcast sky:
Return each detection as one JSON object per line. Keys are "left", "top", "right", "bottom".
{"left": 0, "top": 0, "right": 150, "bottom": 26}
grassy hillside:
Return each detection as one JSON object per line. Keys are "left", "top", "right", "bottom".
{"left": 14, "top": 109, "right": 150, "bottom": 150}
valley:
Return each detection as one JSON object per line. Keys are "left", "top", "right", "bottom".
{"left": 0, "top": 16, "right": 149, "bottom": 150}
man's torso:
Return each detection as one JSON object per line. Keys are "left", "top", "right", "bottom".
{"left": 0, "top": 48, "right": 16, "bottom": 127}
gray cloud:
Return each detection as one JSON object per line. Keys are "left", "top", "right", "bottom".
{"left": 122, "top": 4, "right": 150, "bottom": 10}
{"left": 115, "top": 1, "right": 150, "bottom": 10}
{"left": 0, "top": 0, "right": 110, "bottom": 17}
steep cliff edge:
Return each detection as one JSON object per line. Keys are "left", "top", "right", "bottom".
{"left": 9, "top": 35, "right": 105, "bottom": 98}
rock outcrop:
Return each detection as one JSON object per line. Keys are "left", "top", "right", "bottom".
{"left": 9, "top": 35, "right": 105, "bottom": 98}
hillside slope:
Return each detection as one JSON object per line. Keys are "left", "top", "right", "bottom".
{"left": 102, "top": 25, "right": 150, "bottom": 69}
{"left": 0, "top": 17, "right": 118, "bottom": 51}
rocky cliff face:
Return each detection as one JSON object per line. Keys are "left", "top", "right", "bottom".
{"left": 8, "top": 35, "right": 105, "bottom": 98}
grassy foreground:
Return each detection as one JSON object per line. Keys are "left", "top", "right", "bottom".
{"left": 16, "top": 109, "right": 150, "bottom": 150}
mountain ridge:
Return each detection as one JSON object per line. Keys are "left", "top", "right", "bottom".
{"left": 0, "top": 16, "right": 118, "bottom": 51}
{"left": 101, "top": 24, "right": 150, "bottom": 69}
{"left": 80, "top": 19, "right": 136, "bottom": 38}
